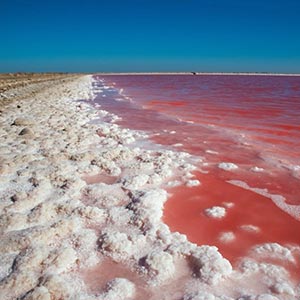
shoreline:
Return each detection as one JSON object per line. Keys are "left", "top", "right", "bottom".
{"left": 1, "top": 72, "right": 300, "bottom": 77}
{"left": 0, "top": 75, "right": 299, "bottom": 299}
{"left": 94, "top": 72, "right": 300, "bottom": 76}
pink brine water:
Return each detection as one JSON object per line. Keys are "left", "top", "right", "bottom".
{"left": 92, "top": 74, "right": 300, "bottom": 265}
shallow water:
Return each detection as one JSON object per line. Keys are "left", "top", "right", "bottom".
{"left": 92, "top": 74, "right": 300, "bottom": 264}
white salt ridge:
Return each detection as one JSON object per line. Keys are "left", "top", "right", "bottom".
{"left": 186, "top": 179, "right": 201, "bottom": 187}
{"left": 0, "top": 75, "right": 299, "bottom": 300}
{"left": 240, "top": 224, "right": 260, "bottom": 233}
{"left": 285, "top": 164, "right": 300, "bottom": 179}
{"left": 228, "top": 179, "right": 300, "bottom": 221}
{"left": 173, "top": 143, "right": 183, "bottom": 147}
{"left": 218, "top": 162, "right": 239, "bottom": 171}
{"left": 206, "top": 149, "right": 219, "bottom": 155}
{"left": 250, "top": 166, "right": 264, "bottom": 172}
{"left": 205, "top": 206, "right": 227, "bottom": 218}
{"left": 253, "top": 243, "right": 296, "bottom": 264}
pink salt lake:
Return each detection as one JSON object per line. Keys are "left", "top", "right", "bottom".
{"left": 91, "top": 74, "right": 300, "bottom": 274}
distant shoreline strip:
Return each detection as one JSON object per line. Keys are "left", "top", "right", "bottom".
{"left": 95, "top": 72, "right": 300, "bottom": 77}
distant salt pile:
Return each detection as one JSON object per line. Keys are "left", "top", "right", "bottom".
{"left": 204, "top": 206, "right": 227, "bottom": 218}
{"left": 251, "top": 166, "right": 264, "bottom": 172}
{"left": 240, "top": 224, "right": 260, "bottom": 233}
{"left": 205, "top": 149, "right": 219, "bottom": 155}
{"left": 218, "top": 162, "right": 239, "bottom": 171}
{"left": 219, "top": 231, "right": 235, "bottom": 243}
{"left": 186, "top": 179, "right": 201, "bottom": 187}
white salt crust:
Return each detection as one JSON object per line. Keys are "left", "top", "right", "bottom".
{"left": 250, "top": 166, "right": 264, "bottom": 172}
{"left": 227, "top": 180, "right": 300, "bottom": 221}
{"left": 0, "top": 75, "right": 299, "bottom": 300}
{"left": 252, "top": 243, "right": 296, "bottom": 264}
{"left": 218, "top": 162, "right": 239, "bottom": 171}
{"left": 102, "top": 278, "right": 136, "bottom": 300}
{"left": 205, "top": 206, "right": 227, "bottom": 218}
{"left": 219, "top": 232, "right": 235, "bottom": 243}
{"left": 240, "top": 224, "right": 261, "bottom": 233}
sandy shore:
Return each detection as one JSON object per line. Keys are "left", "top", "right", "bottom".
{"left": 0, "top": 75, "right": 299, "bottom": 300}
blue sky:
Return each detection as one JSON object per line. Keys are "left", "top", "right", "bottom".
{"left": 0, "top": 0, "right": 300, "bottom": 73}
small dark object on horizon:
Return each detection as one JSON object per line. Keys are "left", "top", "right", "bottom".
{"left": 191, "top": 72, "right": 197, "bottom": 75}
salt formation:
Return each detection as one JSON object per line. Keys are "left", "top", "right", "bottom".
{"left": 145, "top": 250, "right": 175, "bottom": 282}
{"left": 102, "top": 278, "right": 136, "bottom": 300}
{"left": 218, "top": 162, "right": 239, "bottom": 171}
{"left": 186, "top": 179, "right": 201, "bottom": 187}
{"left": 250, "top": 166, "right": 264, "bottom": 172}
{"left": 240, "top": 224, "right": 260, "bottom": 233}
{"left": 252, "top": 243, "right": 296, "bottom": 263}
{"left": 204, "top": 206, "right": 227, "bottom": 218}
{"left": 0, "top": 75, "right": 299, "bottom": 300}
{"left": 228, "top": 180, "right": 300, "bottom": 221}
{"left": 219, "top": 232, "right": 235, "bottom": 243}
{"left": 190, "top": 246, "right": 232, "bottom": 284}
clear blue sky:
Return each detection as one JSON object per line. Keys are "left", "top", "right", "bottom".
{"left": 0, "top": 0, "right": 300, "bottom": 73}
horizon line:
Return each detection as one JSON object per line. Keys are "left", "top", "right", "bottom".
{"left": 1, "top": 71, "right": 300, "bottom": 76}
{"left": 94, "top": 71, "right": 300, "bottom": 76}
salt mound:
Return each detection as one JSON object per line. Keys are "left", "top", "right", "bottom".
{"left": 103, "top": 278, "right": 136, "bottom": 300}
{"left": 240, "top": 224, "right": 260, "bottom": 233}
{"left": 253, "top": 243, "right": 296, "bottom": 263}
{"left": 218, "top": 162, "right": 238, "bottom": 171}
{"left": 190, "top": 246, "right": 232, "bottom": 284}
{"left": 186, "top": 179, "right": 201, "bottom": 187}
{"left": 204, "top": 206, "right": 226, "bottom": 219}
{"left": 219, "top": 232, "right": 235, "bottom": 243}
{"left": 145, "top": 250, "right": 175, "bottom": 282}
{"left": 250, "top": 166, "right": 264, "bottom": 172}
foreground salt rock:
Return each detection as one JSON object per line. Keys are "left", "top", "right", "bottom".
{"left": 102, "top": 278, "right": 136, "bottom": 300}
{"left": 190, "top": 246, "right": 232, "bottom": 285}
{"left": 0, "top": 75, "right": 299, "bottom": 300}
{"left": 145, "top": 250, "right": 175, "bottom": 282}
